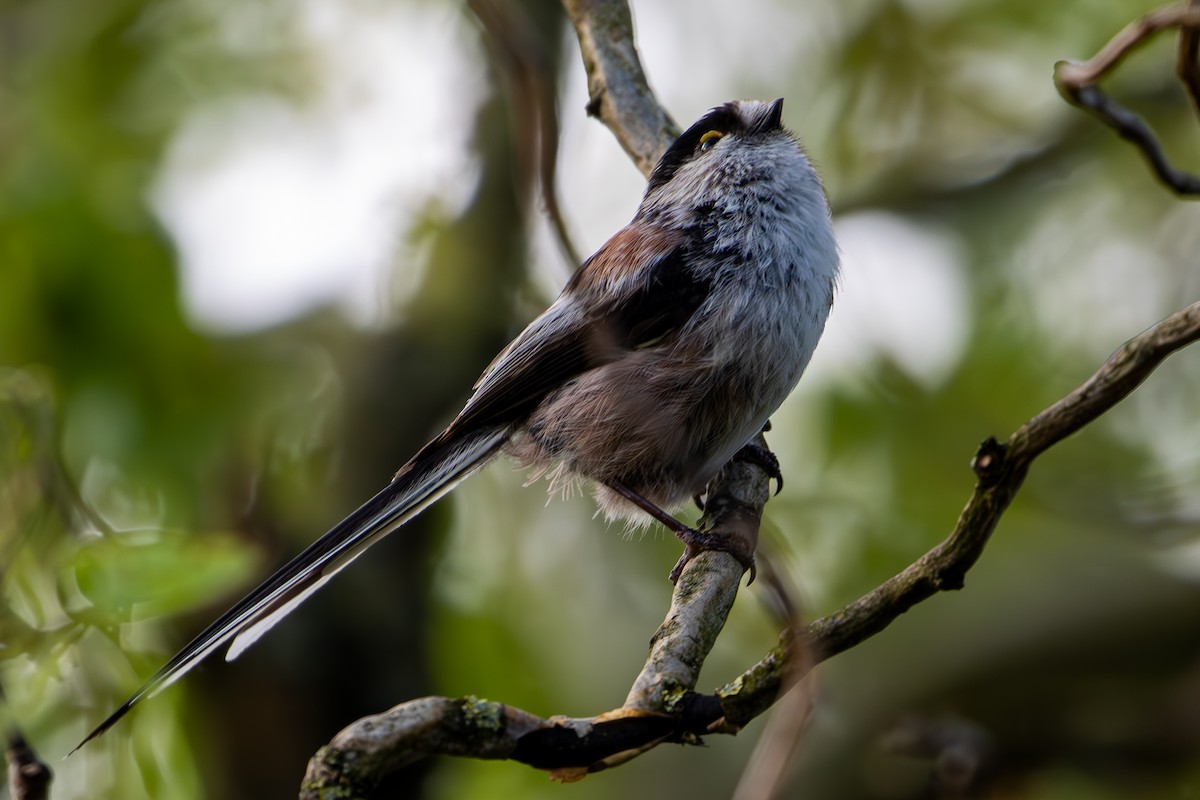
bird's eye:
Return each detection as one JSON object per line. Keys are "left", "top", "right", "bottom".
{"left": 699, "top": 130, "right": 725, "bottom": 152}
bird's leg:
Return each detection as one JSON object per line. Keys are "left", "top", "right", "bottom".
{"left": 607, "top": 479, "right": 755, "bottom": 583}
{"left": 606, "top": 479, "right": 693, "bottom": 535}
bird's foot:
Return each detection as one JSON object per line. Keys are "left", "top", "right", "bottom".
{"left": 731, "top": 442, "right": 783, "bottom": 495}
{"left": 605, "top": 478, "right": 756, "bottom": 584}
{"left": 668, "top": 526, "right": 756, "bottom": 584}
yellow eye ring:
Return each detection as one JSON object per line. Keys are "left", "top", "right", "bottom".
{"left": 699, "top": 130, "right": 725, "bottom": 151}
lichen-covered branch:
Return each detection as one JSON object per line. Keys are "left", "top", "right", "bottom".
{"left": 623, "top": 439, "right": 771, "bottom": 713}
{"left": 300, "top": 446, "right": 772, "bottom": 799}
{"left": 301, "top": 303, "right": 1200, "bottom": 797}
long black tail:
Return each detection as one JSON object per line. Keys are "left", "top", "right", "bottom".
{"left": 72, "top": 426, "right": 508, "bottom": 753}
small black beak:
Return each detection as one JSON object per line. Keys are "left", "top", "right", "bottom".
{"left": 756, "top": 98, "right": 784, "bottom": 133}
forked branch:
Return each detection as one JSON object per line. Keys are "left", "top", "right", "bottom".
{"left": 1055, "top": 0, "right": 1200, "bottom": 195}
{"left": 301, "top": 302, "right": 1200, "bottom": 798}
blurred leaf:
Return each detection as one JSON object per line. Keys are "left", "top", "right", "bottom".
{"left": 69, "top": 529, "right": 259, "bottom": 622}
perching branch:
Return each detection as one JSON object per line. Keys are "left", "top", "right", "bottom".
{"left": 302, "top": 440, "right": 771, "bottom": 796}
{"left": 302, "top": 303, "right": 1200, "bottom": 798}
{"left": 1055, "top": 0, "right": 1200, "bottom": 195}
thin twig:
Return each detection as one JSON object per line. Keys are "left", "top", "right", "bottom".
{"left": 1054, "top": 2, "right": 1200, "bottom": 195}
{"left": 730, "top": 552, "right": 814, "bottom": 800}
{"left": 718, "top": 302, "right": 1200, "bottom": 723}
{"left": 468, "top": 0, "right": 582, "bottom": 275}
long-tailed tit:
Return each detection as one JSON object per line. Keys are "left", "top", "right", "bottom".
{"left": 75, "top": 98, "right": 839, "bottom": 749}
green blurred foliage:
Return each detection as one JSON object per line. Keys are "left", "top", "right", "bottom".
{"left": 1, "top": 0, "right": 1199, "bottom": 798}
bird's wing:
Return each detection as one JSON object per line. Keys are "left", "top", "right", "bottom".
{"left": 75, "top": 222, "right": 711, "bottom": 752}
{"left": 460, "top": 222, "right": 710, "bottom": 427}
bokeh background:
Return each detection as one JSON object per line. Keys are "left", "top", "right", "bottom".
{"left": 3, "top": 0, "right": 1200, "bottom": 798}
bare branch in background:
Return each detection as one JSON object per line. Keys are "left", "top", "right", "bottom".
{"left": 468, "top": 0, "right": 583, "bottom": 275}
{"left": 880, "top": 715, "right": 994, "bottom": 797}
{"left": 1055, "top": 1, "right": 1200, "bottom": 195}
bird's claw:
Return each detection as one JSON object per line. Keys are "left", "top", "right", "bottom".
{"left": 733, "top": 442, "right": 783, "bottom": 495}
{"left": 668, "top": 526, "right": 756, "bottom": 584}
